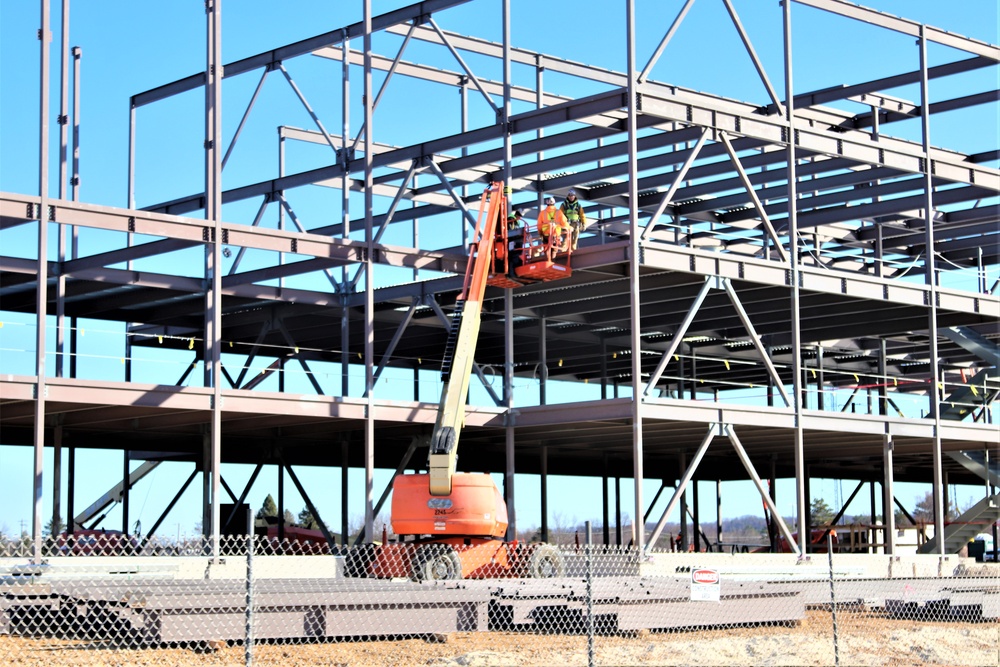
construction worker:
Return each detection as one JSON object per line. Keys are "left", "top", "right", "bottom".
{"left": 560, "top": 188, "right": 586, "bottom": 250}
{"left": 536, "top": 197, "right": 569, "bottom": 251}
{"left": 506, "top": 209, "right": 525, "bottom": 274}
{"left": 506, "top": 209, "right": 523, "bottom": 229}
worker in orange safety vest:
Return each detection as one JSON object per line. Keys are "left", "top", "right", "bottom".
{"left": 536, "top": 196, "right": 569, "bottom": 250}
{"left": 560, "top": 188, "right": 586, "bottom": 250}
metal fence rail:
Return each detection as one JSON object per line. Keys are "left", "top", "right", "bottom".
{"left": 1, "top": 536, "right": 998, "bottom": 666}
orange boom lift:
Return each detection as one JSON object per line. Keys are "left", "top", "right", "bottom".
{"left": 348, "top": 182, "right": 571, "bottom": 581}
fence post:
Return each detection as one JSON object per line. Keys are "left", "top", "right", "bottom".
{"left": 827, "top": 531, "right": 839, "bottom": 666}
{"left": 246, "top": 507, "right": 254, "bottom": 667}
{"left": 585, "top": 520, "right": 595, "bottom": 667}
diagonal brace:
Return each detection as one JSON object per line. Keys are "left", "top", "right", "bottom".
{"left": 725, "top": 424, "right": 800, "bottom": 554}
{"left": 722, "top": 278, "right": 792, "bottom": 407}
{"left": 646, "top": 423, "right": 721, "bottom": 552}
{"left": 718, "top": 132, "right": 789, "bottom": 262}
{"left": 369, "top": 297, "right": 419, "bottom": 393}
{"left": 641, "top": 127, "right": 711, "bottom": 241}
{"left": 639, "top": 0, "right": 697, "bottom": 84}
{"left": 428, "top": 18, "right": 500, "bottom": 116}
{"left": 721, "top": 0, "right": 785, "bottom": 116}
{"left": 644, "top": 276, "right": 716, "bottom": 394}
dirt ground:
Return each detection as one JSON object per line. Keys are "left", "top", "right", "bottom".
{"left": 1, "top": 610, "right": 998, "bottom": 666}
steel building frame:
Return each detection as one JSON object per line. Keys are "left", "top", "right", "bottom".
{"left": 1, "top": 0, "right": 998, "bottom": 559}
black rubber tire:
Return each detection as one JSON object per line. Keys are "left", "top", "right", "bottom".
{"left": 412, "top": 544, "right": 463, "bottom": 581}
{"left": 526, "top": 544, "right": 565, "bottom": 578}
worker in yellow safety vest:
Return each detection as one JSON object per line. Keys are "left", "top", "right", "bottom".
{"left": 536, "top": 197, "right": 569, "bottom": 250}
{"left": 560, "top": 189, "right": 586, "bottom": 250}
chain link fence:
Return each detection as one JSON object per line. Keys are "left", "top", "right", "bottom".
{"left": 1, "top": 533, "right": 998, "bottom": 666}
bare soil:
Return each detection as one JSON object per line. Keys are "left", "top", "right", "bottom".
{"left": 1, "top": 610, "right": 997, "bottom": 666}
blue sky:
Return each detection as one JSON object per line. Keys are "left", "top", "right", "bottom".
{"left": 0, "top": 0, "right": 997, "bottom": 540}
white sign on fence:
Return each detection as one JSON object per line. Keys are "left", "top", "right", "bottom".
{"left": 690, "top": 567, "right": 720, "bottom": 602}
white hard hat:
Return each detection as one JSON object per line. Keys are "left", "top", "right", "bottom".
{"left": 545, "top": 196, "right": 555, "bottom": 205}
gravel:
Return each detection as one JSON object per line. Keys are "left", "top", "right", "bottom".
{"left": 2, "top": 610, "right": 997, "bottom": 666}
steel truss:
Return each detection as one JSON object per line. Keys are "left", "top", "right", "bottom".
{"left": 1, "top": 0, "right": 998, "bottom": 558}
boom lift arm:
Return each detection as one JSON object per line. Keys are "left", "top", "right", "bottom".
{"left": 428, "top": 182, "right": 507, "bottom": 496}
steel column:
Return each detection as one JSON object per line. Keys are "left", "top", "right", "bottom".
{"left": 540, "top": 445, "right": 548, "bottom": 543}
{"left": 919, "top": 25, "right": 946, "bottom": 556}
{"left": 883, "top": 435, "right": 896, "bottom": 553}
{"left": 362, "top": 0, "right": 375, "bottom": 541}
{"left": 626, "top": 0, "right": 645, "bottom": 553}
{"left": 204, "top": 0, "right": 224, "bottom": 557}
{"left": 32, "top": 0, "right": 52, "bottom": 563}
{"left": 783, "top": 0, "right": 808, "bottom": 557}
{"left": 502, "top": 0, "right": 516, "bottom": 542}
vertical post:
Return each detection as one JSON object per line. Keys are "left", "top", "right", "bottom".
{"left": 245, "top": 507, "right": 254, "bottom": 667}
{"left": 626, "top": 0, "right": 645, "bottom": 554}
{"left": 769, "top": 455, "right": 778, "bottom": 551}
{"left": 122, "top": 450, "right": 130, "bottom": 535}
{"left": 69, "top": 44, "right": 80, "bottom": 382}
{"left": 67, "top": 444, "right": 75, "bottom": 534}
{"left": 782, "top": 0, "right": 807, "bottom": 557}
{"left": 584, "top": 520, "right": 595, "bottom": 667}
{"left": 539, "top": 315, "right": 548, "bottom": 404}
{"left": 341, "top": 440, "right": 349, "bottom": 545}
{"left": 127, "top": 99, "right": 136, "bottom": 209}
{"left": 54, "top": 0, "right": 69, "bottom": 402}
{"left": 33, "top": 0, "right": 53, "bottom": 564}
{"left": 340, "top": 29, "right": 351, "bottom": 399}
{"left": 817, "top": 345, "right": 825, "bottom": 411}
{"left": 502, "top": 0, "right": 516, "bottom": 542}
{"left": 827, "top": 532, "right": 840, "bottom": 666}
{"left": 53, "top": 425, "right": 62, "bottom": 537}
{"left": 540, "top": 446, "right": 549, "bottom": 543}
{"left": 918, "top": 26, "right": 945, "bottom": 555}
{"left": 277, "top": 463, "right": 285, "bottom": 543}
{"left": 692, "top": 477, "right": 701, "bottom": 552}
{"left": 204, "top": 0, "right": 224, "bottom": 557}
{"left": 679, "top": 455, "right": 688, "bottom": 551}
{"left": 615, "top": 476, "right": 622, "bottom": 546}
{"left": 716, "top": 479, "right": 722, "bottom": 551}
{"left": 362, "top": 0, "right": 376, "bottom": 541}
{"left": 602, "top": 454, "right": 610, "bottom": 545}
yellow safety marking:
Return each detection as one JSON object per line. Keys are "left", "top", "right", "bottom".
{"left": 810, "top": 368, "right": 816, "bottom": 378}
{"left": 853, "top": 374, "right": 859, "bottom": 383}
{"left": 674, "top": 355, "right": 679, "bottom": 361}
{"left": 188, "top": 338, "right": 194, "bottom": 349}
{"left": 158, "top": 335, "right": 163, "bottom": 344}
{"left": 970, "top": 385, "right": 979, "bottom": 397}
{"left": 723, "top": 360, "right": 730, "bottom": 370}
{"left": 294, "top": 347, "right": 299, "bottom": 353}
